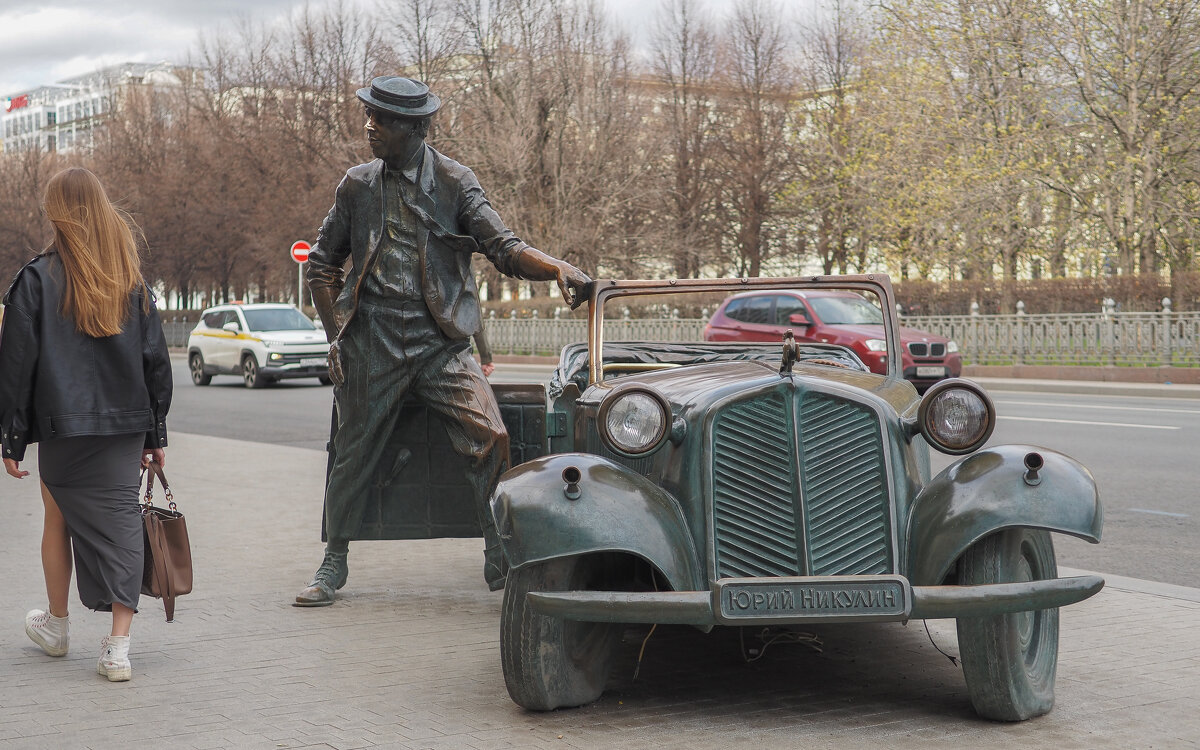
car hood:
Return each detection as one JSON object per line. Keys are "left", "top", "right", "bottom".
{"left": 594, "top": 360, "right": 910, "bottom": 416}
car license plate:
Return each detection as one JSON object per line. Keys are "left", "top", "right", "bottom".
{"left": 300, "top": 357, "right": 326, "bottom": 367}
{"left": 916, "top": 365, "right": 946, "bottom": 378}
{"left": 714, "top": 576, "right": 911, "bottom": 624}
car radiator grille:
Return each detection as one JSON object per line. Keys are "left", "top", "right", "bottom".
{"left": 711, "top": 390, "right": 893, "bottom": 579}
{"left": 908, "top": 342, "right": 946, "bottom": 357}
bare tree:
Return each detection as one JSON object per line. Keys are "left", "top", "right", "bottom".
{"left": 439, "top": 0, "right": 654, "bottom": 283}
{"left": 650, "top": 0, "right": 721, "bottom": 279}
{"left": 0, "top": 148, "right": 59, "bottom": 285}
{"left": 382, "top": 0, "right": 467, "bottom": 91}
{"left": 713, "top": 0, "right": 798, "bottom": 277}
{"left": 9, "top": 0, "right": 1197, "bottom": 302}
{"left": 868, "top": 0, "right": 1059, "bottom": 288}
{"left": 1046, "top": 0, "right": 1200, "bottom": 277}
{"left": 794, "top": 0, "right": 873, "bottom": 274}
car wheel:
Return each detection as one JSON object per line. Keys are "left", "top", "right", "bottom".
{"left": 318, "top": 375, "right": 333, "bottom": 386}
{"left": 500, "top": 556, "right": 620, "bottom": 711}
{"left": 242, "top": 354, "right": 267, "bottom": 388}
{"left": 189, "top": 352, "right": 212, "bottom": 386}
{"left": 956, "top": 528, "right": 1059, "bottom": 721}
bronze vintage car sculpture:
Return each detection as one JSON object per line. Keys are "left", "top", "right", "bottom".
{"left": 488, "top": 275, "right": 1103, "bottom": 721}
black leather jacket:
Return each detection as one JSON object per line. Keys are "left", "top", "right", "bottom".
{"left": 306, "top": 147, "right": 532, "bottom": 344}
{"left": 0, "top": 251, "right": 172, "bottom": 462}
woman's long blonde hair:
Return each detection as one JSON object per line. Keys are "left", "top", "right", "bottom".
{"left": 42, "top": 167, "right": 146, "bottom": 337}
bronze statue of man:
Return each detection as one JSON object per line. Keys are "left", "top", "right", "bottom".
{"left": 295, "top": 76, "right": 591, "bottom": 605}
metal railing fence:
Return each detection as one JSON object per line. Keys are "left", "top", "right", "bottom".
{"left": 482, "top": 317, "right": 706, "bottom": 356}
{"left": 905, "top": 311, "right": 1200, "bottom": 367}
{"left": 163, "top": 321, "right": 194, "bottom": 347}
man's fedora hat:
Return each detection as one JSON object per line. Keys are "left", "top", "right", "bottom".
{"left": 357, "top": 76, "right": 441, "bottom": 118}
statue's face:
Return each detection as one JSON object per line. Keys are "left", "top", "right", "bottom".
{"left": 364, "top": 107, "right": 423, "bottom": 163}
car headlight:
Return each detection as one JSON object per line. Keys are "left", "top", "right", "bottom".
{"left": 269, "top": 352, "right": 283, "bottom": 361}
{"left": 917, "top": 379, "right": 995, "bottom": 455}
{"left": 946, "top": 340, "right": 959, "bottom": 353}
{"left": 598, "top": 386, "right": 670, "bottom": 457}
{"left": 864, "top": 338, "right": 887, "bottom": 352}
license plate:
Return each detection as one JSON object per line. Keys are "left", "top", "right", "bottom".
{"left": 714, "top": 576, "right": 911, "bottom": 624}
{"left": 916, "top": 365, "right": 946, "bottom": 378}
{"left": 300, "top": 357, "right": 326, "bottom": 367}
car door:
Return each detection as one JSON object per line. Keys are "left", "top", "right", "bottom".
{"left": 773, "top": 295, "right": 816, "bottom": 342}
{"left": 208, "top": 310, "right": 242, "bottom": 371}
{"left": 192, "top": 310, "right": 222, "bottom": 368}
{"left": 713, "top": 295, "right": 778, "bottom": 341}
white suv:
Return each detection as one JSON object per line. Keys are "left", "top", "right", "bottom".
{"left": 186, "top": 303, "right": 330, "bottom": 388}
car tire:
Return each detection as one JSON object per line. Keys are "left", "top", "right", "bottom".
{"left": 956, "top": 528, "right": 1059, "bottom": 721}
{"left": 189, "top": 352, "right": 212, "bottom": 386}
{"left": 242, "top": 354, "right": 267, "bottom": 388}
{"left": 500, "top": 556, "right": 620, "bottom": 711}
{"left": 318, "top": 375, "right": 333, "bottom": 386}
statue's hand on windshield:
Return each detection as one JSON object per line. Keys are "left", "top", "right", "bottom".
{"left": 556, "top": 262, "right": 593, "bottom": 309}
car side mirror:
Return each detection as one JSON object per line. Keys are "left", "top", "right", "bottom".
{"left": 788, "top": 313, "right": 812, "bottom": 327}
{"left": 222, "top": 322, "right": 240, "bottom": 333}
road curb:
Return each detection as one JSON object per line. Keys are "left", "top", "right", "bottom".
{"left": 969, "top": 376, "right": 1200, "bottom": 399}
{"left": 1062, "top": 567, "right": 1200, "bottom": 603}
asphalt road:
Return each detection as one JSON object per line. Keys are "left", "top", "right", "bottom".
{"left": 943, "top": 388, "right": 1200, "bottom": 588}
{"left": 168, "top": 356, "right": 1198, "bottom": 587}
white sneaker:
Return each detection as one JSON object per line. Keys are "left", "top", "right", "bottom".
{"left": 97, "top": 635, "right": 131, "bottom": 682}
{"left": 25, "top": 609, "right": 69, "bottom": 656}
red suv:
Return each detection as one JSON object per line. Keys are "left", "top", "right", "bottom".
{"left": 704, "top": 289, "right": 961, "bottom": 390}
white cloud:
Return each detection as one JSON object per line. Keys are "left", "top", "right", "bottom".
{"left": 0, "top": 1, "right": 308, "bottom": 96}
{"left": 0, "top": 0, "right": 744, "bottom": 97}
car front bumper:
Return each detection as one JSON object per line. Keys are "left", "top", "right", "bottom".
{"left": 261, "top": 364, "right": 328, "bottom": 380}
{"left": 902, "top": 353, "right": 963, "bottom": 383}
{"left": 524, "top": 573, "right": 1104, "bottom": 625}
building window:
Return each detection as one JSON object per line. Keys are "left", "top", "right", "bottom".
{"left": 47, "top": 111, "right": 56, "bottom": 125}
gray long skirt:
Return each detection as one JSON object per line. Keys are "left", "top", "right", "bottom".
{"left": 38, "top": 433, "right": 144, "bottom": 612}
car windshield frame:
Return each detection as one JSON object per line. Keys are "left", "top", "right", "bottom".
{"left": 586, "top": 276, "right": 902, "bottom": 386}
{"left": 808, "top": 295, "right": 885, "bottom": 326}
{"left": 240, "top": 307, "right": 317, "bottom": 333}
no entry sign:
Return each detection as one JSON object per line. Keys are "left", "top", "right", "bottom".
{"left": 290, "top": 240, "right": 311, "bottom": 263}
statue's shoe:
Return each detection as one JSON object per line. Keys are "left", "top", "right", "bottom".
{"left": 293, "top": 550, "right": 348, "bottom": 607}
{"left": 294, "top": 580, "right": 337, "bottom": 606}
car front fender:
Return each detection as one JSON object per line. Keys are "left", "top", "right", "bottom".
{"left": 906, "top": 445, "right": 1102, "bottom": 585}
{"left": 491, "top": 453, "right": 704, "bottom": 592}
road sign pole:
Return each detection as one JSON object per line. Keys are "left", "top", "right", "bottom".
{"left": 290, "top": 240, "right": 312, "bottom": 308}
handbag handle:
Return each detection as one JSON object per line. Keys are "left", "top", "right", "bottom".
{"left": 141, "top": 462, "right": 176, "bottom": 511}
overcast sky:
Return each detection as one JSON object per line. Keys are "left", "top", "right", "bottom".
{"left": 0, "top": 0, "right": 712, "bottom": 98}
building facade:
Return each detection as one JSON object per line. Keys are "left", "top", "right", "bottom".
{"left": 2, "top": 63, "right": 181, "bottom": 154}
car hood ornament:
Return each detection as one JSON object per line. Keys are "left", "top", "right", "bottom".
{"left": 780, "top": 329, "right": 799, "bottom": 375}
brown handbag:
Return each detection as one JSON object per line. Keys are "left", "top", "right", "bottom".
{"left": 141, "top": 462, "right": 193, "bottom": 622}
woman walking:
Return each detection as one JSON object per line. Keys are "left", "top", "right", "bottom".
{"left": 0, "top": 167, "right": 172, "bottom": 682}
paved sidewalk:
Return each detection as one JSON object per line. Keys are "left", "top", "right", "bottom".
{"left": 2, "top": 433, "right": 1199, "bottom": 750}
